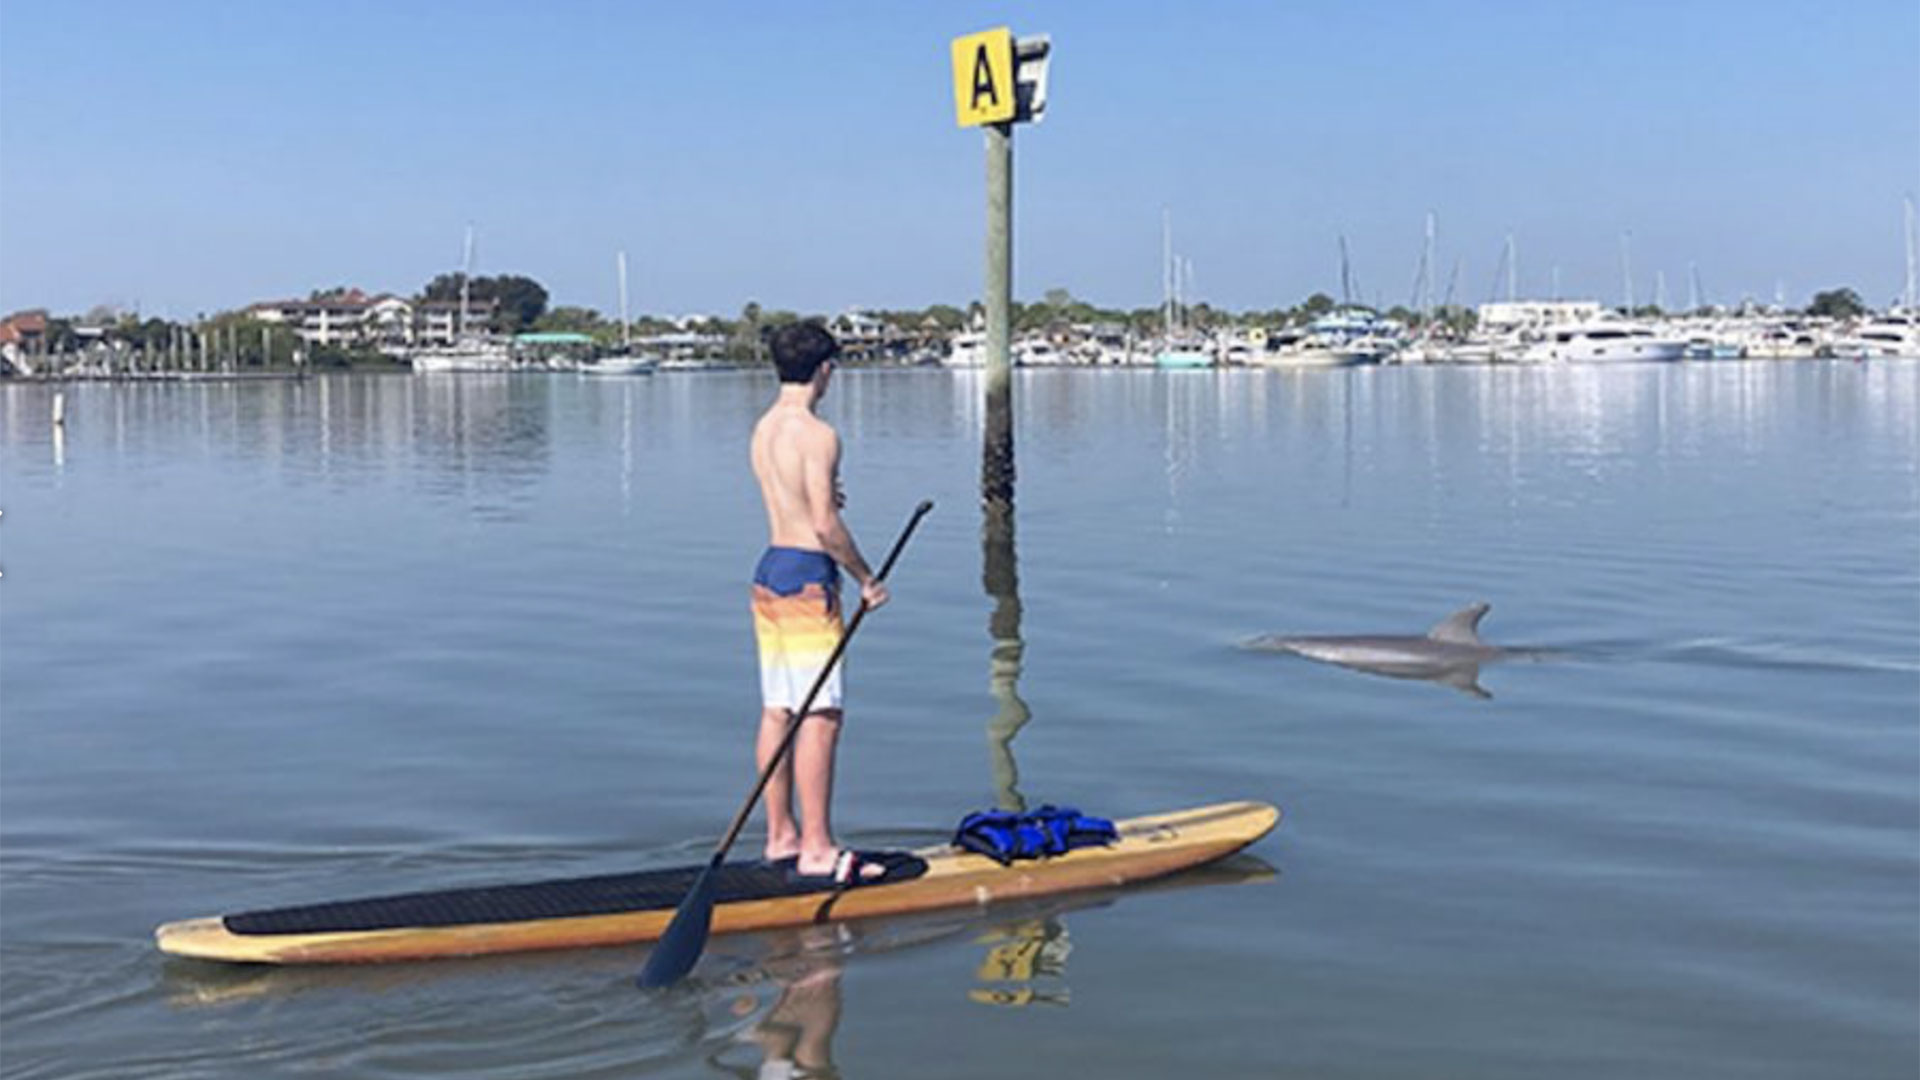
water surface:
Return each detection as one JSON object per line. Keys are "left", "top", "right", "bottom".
{"left": 2, "top": 363, "right": 1915, "bottom": 1078}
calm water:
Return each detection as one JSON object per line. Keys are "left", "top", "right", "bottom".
{"left": 2, "top": 364, "right": 1915, "bottom": 1079}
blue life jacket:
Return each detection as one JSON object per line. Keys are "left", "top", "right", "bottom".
{"left": 953, "top": 805, "right": 1119, "bottom": 864}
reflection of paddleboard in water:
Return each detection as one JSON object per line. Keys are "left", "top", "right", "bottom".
{"left": 1246, "top": 602, "right": 1555, "bottom": 699}
{"left": 155, "top": 802, "right": 1278, "bottom": 965}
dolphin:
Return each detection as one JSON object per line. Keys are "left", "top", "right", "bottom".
{"left": 1244, "top": 602, "right": 1538, "bottom": 699}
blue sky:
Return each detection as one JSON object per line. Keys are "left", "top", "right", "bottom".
{"left": 2, "top": 0, "right": 1915, "bottom": 319}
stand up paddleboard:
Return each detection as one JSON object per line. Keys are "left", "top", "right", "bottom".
{"left": 155, "top": 801, "right": 1277, "bottom": 965}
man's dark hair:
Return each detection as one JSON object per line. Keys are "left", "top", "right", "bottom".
{"left": 770, "top": 321, "right": 840, "bottom": 384}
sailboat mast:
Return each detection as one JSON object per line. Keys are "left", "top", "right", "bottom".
{"left": 1183, "top": 257, "right": 1195, "bottom": 329}
{"left": 1620, "top": 231, "right": 1634, "bottom": 312}
{"left": 1423, "top": 211, "right": 1436, "bottom": 319}
{"left": 459, "top": 223, "right": 475, "bottom": 339}
{"left": 1173, "top": 253, "right": 1185, "bottom": 334}
{"left": 1162, "top": 208, "right": 1173, "bottom": 339}
{"left": 1904, "top": 195, "right": 1917, "bottom": 311}
{"left": 1505, "top": 232, "right": 1517, "bottom": 303}
{"left": 617, "top": 251, "right": 631, "bottom": 350}
{"left": 1339, "top": 235, "right": 1353, "bottom": 307}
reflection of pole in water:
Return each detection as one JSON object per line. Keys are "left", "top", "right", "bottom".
{"left": 982, "top": 497, "right": 1030, "bottom": 813}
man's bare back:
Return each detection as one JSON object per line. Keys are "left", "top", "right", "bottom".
{"left": 751, "top": 397, "right": 885, "bottom": 609}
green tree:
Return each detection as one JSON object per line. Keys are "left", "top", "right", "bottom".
{"left": 1298, "top": 292, "right": 1336, "bottom": 319}
{"left": 1431, "top": 305, "right": 1477, "bottom": 336}
{"left": 486, "top": 276, "right": 548, "bottom": 333}
{"left": 420, "top": 273, "right": 550, "bottom": 333}
{"left": 922, "top": 304, "right": 966, "bottom": 331}
{"left": 733, "top": 301, "right": 765, "bottom": 363}
{"left": 200, "top": 312, "right": 304, "bottom": 368}
{"left": 1806, "top": 287, "right": 1866, "bottom": 319}
{"left": 44, "top": 317, "right": 77, "bottom": 353}
{"left": 534, "top": 306, "right": 608, "bottom": 337}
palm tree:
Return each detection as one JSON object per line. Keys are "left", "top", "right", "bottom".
{"left": 739, "top": 301, "right": 764, "bottom": 363}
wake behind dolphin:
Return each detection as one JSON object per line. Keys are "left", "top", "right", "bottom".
{"left": 1244, "top": 602, "right": 1549, "bottom": 698}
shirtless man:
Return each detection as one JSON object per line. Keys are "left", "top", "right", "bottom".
{"left": 749, "top": 322, "right": 889, "bottom": 885}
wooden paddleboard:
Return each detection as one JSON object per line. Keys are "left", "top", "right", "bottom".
{"left": 155, "top": 801, "right": 1278, "bottom": 964}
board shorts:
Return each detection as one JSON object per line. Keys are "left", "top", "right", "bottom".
{"left": 751, "top": 547, "right": 845, "bottom": 714}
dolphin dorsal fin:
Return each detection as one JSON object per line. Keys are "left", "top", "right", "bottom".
{"left": 1427, "top": 602, "right": 1490, "bottom": 645}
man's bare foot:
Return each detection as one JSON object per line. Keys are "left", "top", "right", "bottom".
{"left": 764, "top": 831, "right": 801, "bottom": 866}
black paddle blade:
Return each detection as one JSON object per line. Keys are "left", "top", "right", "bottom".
{"left": 636, "top": 864, "right": 717, "bottom": 989}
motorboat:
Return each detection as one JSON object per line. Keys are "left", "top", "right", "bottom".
{"left": 410, "top": 340, "right": 511, "bottom": 372}
{"left": 1250, "top": 311, "right": 1393, "bottom": 367}
{"left": 1826, "top": 311, "right": 1920, "bottom": 359}
{"left": 943, "top": 331, "right": 987, "bottom": 367}
{"left": 1517, "top": 321, "right": 1686, "bottom": 363}
{"left": 579, "top": 352, "right": 659, "bottom": 375}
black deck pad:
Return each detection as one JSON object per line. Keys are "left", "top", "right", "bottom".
{"left": 224, "top": 851, "right": 929, "bottom": 936}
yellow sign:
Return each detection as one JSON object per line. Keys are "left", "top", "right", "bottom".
{"left": 951, "top": 27, "right": 1016, "bottom": 128}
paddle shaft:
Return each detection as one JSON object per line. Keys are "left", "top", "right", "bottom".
{"left": 703, "top": 499, "right": 933, "bottom": 868}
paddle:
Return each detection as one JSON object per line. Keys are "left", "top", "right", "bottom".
{"left": 638, "top": 499, "right": 934, "bottom": 989}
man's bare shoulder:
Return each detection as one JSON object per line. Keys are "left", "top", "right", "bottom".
{"left": 754, "top": 407, "right": 836, "bottom": 458}
{"left": 780, "top": 410, "right": 838, "bottom": 445}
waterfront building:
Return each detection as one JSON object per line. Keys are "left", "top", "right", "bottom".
{"left": 829, "top": 309, "right": 911, "bottom": 361}
{"left": 363, "top": 296, "right": 416, "bottom": 352}
{"left": 413, "top": 299, "right": 499, "bottom": 347}
{"left": 0, "top": 310, "right": 48, "bottom": 375}
{"left": 0, "top": 310, "right": 48, "bottom": 352}
{"left": 247, "top": 291, "right": 496, "bottom": 351}
{"left": 250, "top": 290, "right": 379, "bottom": 347}
{"left": 1477, "top": 301, "right": 1603, "bottom": 333}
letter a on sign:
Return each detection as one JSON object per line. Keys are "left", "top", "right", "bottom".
{"left": 951, "top": 27, "right": 1016, "bottom": 127}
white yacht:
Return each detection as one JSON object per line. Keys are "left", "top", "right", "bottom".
{"left": 943, "top": 330, "right": 987, "bottom": 367}
{"left": 411, "top": 340, "right": 511, "bottom": 373}
{"left": 1518, "top": 321, "right": 1686, "bottom": 363}
{"left": 1740, "top": 321, "right": 1821, "bottom": 360}
{"left": 1013, "top": 339, "right": 1065, "bottom": 366}
{"left": 1827, "top": 311, "right": 1920, "bottom": 358}
{"left": 580, "top": 353, "right": 658, "bottom": 375}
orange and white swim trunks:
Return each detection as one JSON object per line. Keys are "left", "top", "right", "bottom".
{"left": 751, "top": 546, "right": 846, "bottom": 713}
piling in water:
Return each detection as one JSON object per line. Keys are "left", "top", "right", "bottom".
{"left": 982, "top": 121, "right": 1015, "bottom": 507}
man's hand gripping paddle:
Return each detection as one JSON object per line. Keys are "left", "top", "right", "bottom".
{"left": 638, "top": 500, "right": 934, "bottom": 989}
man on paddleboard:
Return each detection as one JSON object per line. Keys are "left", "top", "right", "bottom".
{"left": 749, "top": 322, "right": 890, "bottom": 885}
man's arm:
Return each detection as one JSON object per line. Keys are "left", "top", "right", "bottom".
{"left": 803, "top": 429, "right": 888, "bottom": 608}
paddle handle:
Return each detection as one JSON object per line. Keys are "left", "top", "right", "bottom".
{"left": 707, "top": 500, "right": 934, "bottom": 863}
